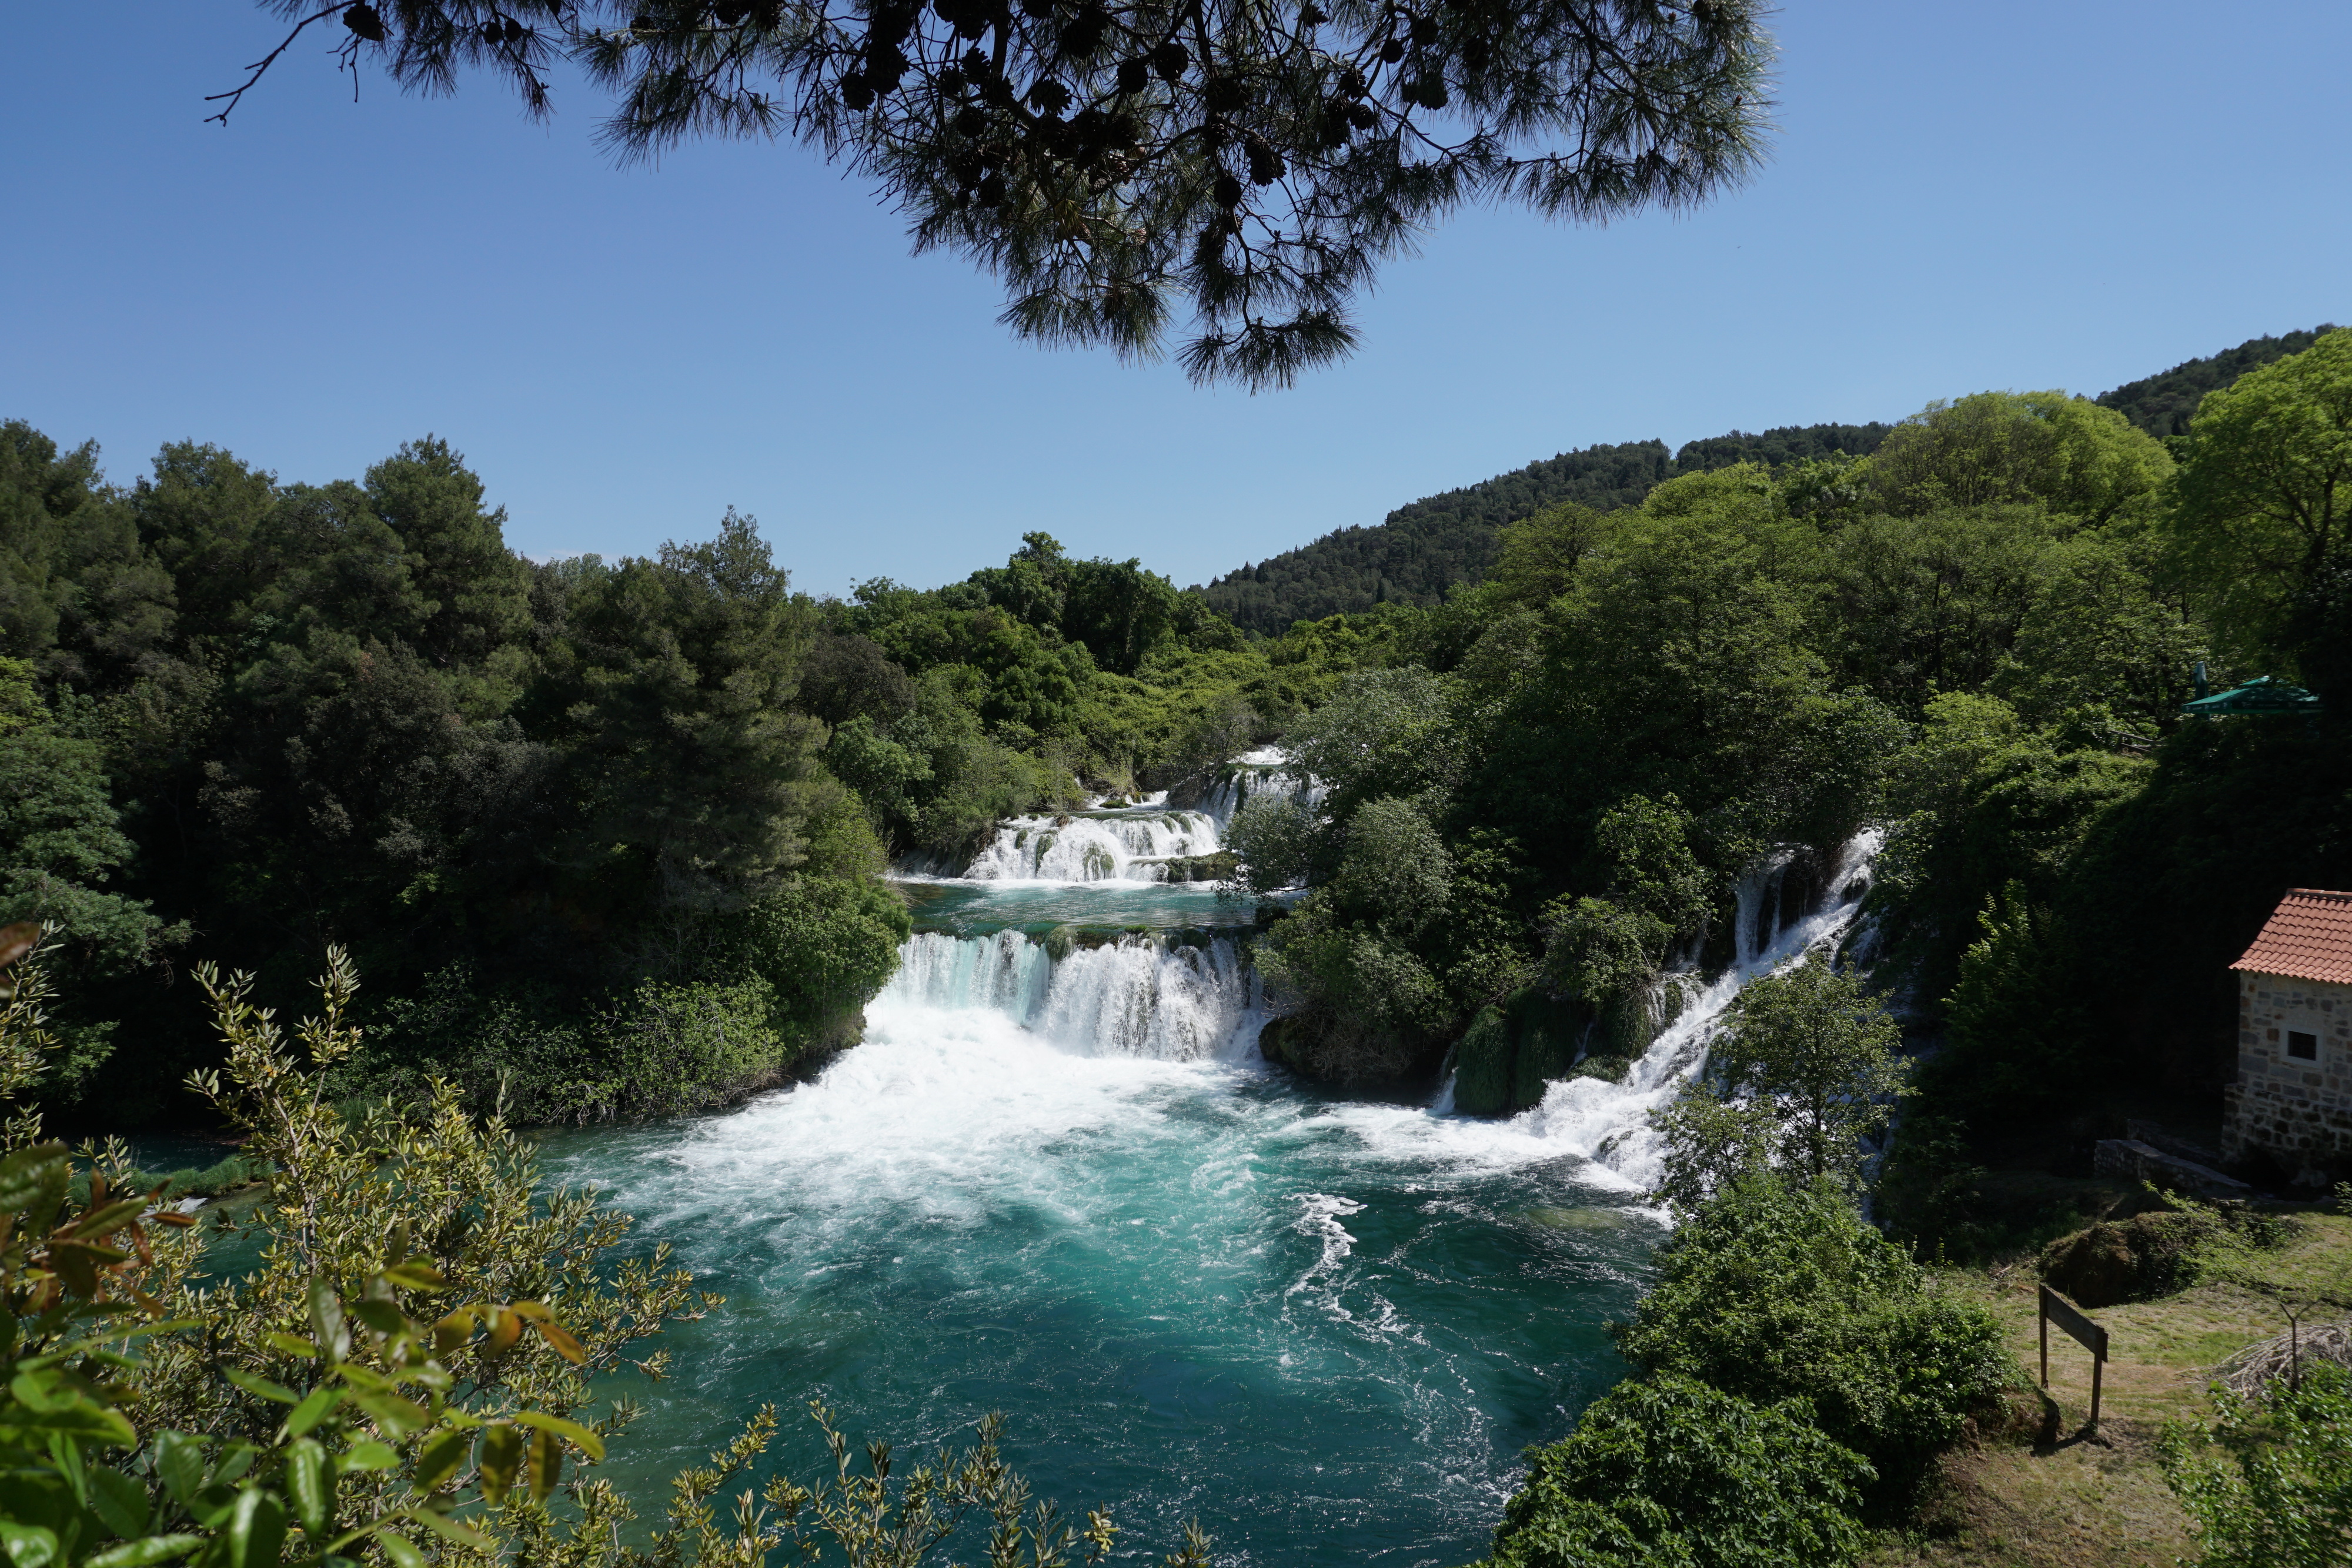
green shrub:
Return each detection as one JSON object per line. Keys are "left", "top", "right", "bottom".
{"left": 2161, "top": 1364, "right": 2352, "bottom": 1568}
{"left": 1612, "top": 1175, "right": 2013, "bottom": 1495}
{"left": 593, "top": 975, "right": 790, "bottom": 1119}
{"left": 1487, "top": 1375, "right": 1873, "bottom": 1568}
{"left": 714, "top": 874, "right": 913, "bottom": 1051}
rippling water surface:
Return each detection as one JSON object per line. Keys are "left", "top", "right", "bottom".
{"left": 530, "top": 801, "right": 1875, "bottom": 1564}
{"left": 536, "top": 1001, "right": 1658, "bottom": 1567}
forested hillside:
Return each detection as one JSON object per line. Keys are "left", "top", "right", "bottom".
{"left": 2096, "top": 322, "right": 2338, "bottom": 436}
{"left": 1199, "top": 424, "right": 1892, "bottom": 633}
{"left": 1202, "top": 326, "right": 2340, "bottom": 636}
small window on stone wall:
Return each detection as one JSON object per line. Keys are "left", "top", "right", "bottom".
{"left": 2288, "top": 1030, "right": 2319, "bottom": 1061}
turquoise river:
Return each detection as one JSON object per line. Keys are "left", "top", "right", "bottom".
{"left": 527, "top": 770, "right": 1876, "bottom": 1567}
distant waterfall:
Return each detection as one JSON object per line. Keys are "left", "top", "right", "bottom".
{"left": 1194, "top": 747, "right": 1326, "bottom": 827}
{"left": 1504, "top": 830, "right": 1883, "bottom": 1193}
{"left": 955, "top": 807, "right": 1225, "bottom": 882}
{"left": 877, "top": 930, "right": 1258, "bottom": 1060}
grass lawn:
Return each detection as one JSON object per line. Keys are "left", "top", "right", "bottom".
{"left": 1867, "top": 1205, "right": 2352, "bottom": 1567}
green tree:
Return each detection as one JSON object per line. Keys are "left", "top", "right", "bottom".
{"left": 0, "top": 683, "right": 184, "bottom": 1107}
{"left": 217, "top": 1, "right": 1772, "bottom": 387}
{"left": 552, "top": 513, "right": 828, "bottom": 920}
{"left": 1328, "top": 795, "right": 1452, "bottom": 932}
{"left": 0, "top": 423, "right": 176, "bottom": 692}
{"left": 1818, "top": 504, "right": 2062, "bottom": 718}
{"left": 1486, "top": 1374, "right": 1873, "bottom": 1568}
{"left": 1612, "top": 1174, "right": 2013, "bottom": 1489}
{"left": 1486, "top": 502, "right": 1609, "bottom": 607}
{"left": 2167, "top": 328, "right": 2352, "bottom": 671}
{"left": 363, "top": 437, "right": 533, "bottom": 676}
{"left": 1865, "top": 391, "right": 2173, "bottom": 524}
{"left": 131, "top": 440, "right": 282, "bottom": 643}
{"left": 1687, "top": 961, "right": 1910, "bottom": 1187}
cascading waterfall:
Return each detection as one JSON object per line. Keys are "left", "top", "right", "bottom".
{"left": 1194, "top": 745, "right": 1327, "bottom": 827}
{"left": 954, "top": 801, "right": 1226, "bottom": 882}
{"left": 892, "top": 810, "right": 1881, "bottom": 1189}
{"left": 879, "top": 929, "right": 1258, "bottom": 1060}
{"left": 536, "top": 763, "right": 1886, "bottom": 1568}
{"left": 1493, "top": 830, "right": 1884, "bottom": 1193}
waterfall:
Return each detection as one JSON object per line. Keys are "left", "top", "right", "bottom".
{"left": 1502, "top": 830, "right": 1883, "bottom": 1193}
{"left": 879, "top": 740, "right": 1882, "bottom": 1199}
{"left": 876, "top": 930, "right": 1259, "bottom": 1060}
{"left": 1194, "top": 746, "right": 1327, "bottom": 827}
{"left": 921, "top": 804, "right": 1226, "bottom": 882}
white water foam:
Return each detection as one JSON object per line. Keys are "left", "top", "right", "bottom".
{"left": 957, "top": 808, "right": 1226, "bottom": 882}
{"left": 870, "top": 828, "right": 1877, "bottom": 1198}
{"left": 883, "top": 930, "right": 1259, "bottom": 1060}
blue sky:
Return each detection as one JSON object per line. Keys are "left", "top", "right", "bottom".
{"left": 5, "top": 2, "right": 2347, "bottom": 596}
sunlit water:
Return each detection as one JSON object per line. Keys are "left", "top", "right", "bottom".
{"left": 520, "top": 808, "right": 1876, "bottom": 1564}
{"left": 537, "top": 1021, "right": 1656, "bottom": 1566}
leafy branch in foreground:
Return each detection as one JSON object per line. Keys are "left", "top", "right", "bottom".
{"left": 0, "top": 935, "right": 1204, "bottom": 1568}
{"left": 223, "top": 0, "right": 1773, "bottom": 387}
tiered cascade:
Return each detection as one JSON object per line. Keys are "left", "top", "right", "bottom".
{"left": 880, "top": 929, "right": 1257, "bottom": 1060}
{"left": 956, "top": 801, "right": 1225, "bottom": 882}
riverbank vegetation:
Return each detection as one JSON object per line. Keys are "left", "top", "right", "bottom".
{"left": 7, "top": 324, "right": 2352, "bottom": 1564}
{"left": 9, "top": 327, "right": 2348, "bottom": 1144}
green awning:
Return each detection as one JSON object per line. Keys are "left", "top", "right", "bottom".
{"left": 2181, "top": 676, "right": 2323, "bottom": 716}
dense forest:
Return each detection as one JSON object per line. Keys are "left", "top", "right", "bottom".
{"left": 5, "top": 326, "right": 2351, "bottom": 1567}
{"left": 1201, "top": 326, "right": 2338, "bottom": 635}
{"left": 0, "top": 430, "right": 1406, "bottom": 1128}
{"left": 2095, "top": 323, "right": 2339, "bottom": 438}
{"left": 5, "top": 325, "right": 2350, "bottom": 1146}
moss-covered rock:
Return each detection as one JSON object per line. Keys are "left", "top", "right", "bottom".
{"left": 1154, "top": 850, "right": 1240, "bottom": 883}
{"left": 1437, "top": 989, "right": 1611, "bottom": 1116}
{"left": 2039, "top": 1211, "right": 2212, "bottom": 1306}
{"left": 1257, "top": 1007, "right": 1428, "bottom": 1082}
{"left": 1452, "top": 1005, "right": 1515, "bottom": 1115}
{"left": 1509, "top": 988, "right": 1585, "bottom": 1109}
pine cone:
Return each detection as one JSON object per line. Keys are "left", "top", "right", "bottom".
{"left": 1060, "top": 6, "right": 1108, "bottom": 55}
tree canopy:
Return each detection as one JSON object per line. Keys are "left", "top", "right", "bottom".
{"left": 219, "top": 0, "right": 1773, "bottom": 387}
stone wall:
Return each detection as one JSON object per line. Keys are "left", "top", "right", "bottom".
{"left": 2223, "top": 971, "right": 2352, "bottom": 1182}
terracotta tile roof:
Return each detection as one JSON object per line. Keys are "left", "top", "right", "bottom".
{"left": 2231, "top": 889, "right": 2352, "bottom": 985}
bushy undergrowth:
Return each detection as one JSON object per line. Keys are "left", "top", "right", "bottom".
{"left": 2161, "top": 1364, "right": 2352, "bottom": 1568}
{"left": 1489, "top": 1375, "right": 1874, "bottom": 1568}
{"left": 328, "top": 876, "right": 913, "bottom": 1123}
{"left": 1482, "top": 1175, "right": 2014, "bottom": 1568}
{"left": 1614, "top": 1176, "right": 2012, "bottom": 1501}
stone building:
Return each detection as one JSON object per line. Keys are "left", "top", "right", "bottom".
{"left": 2224, "top": 888, "right": 2352, "bottom": 1182}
